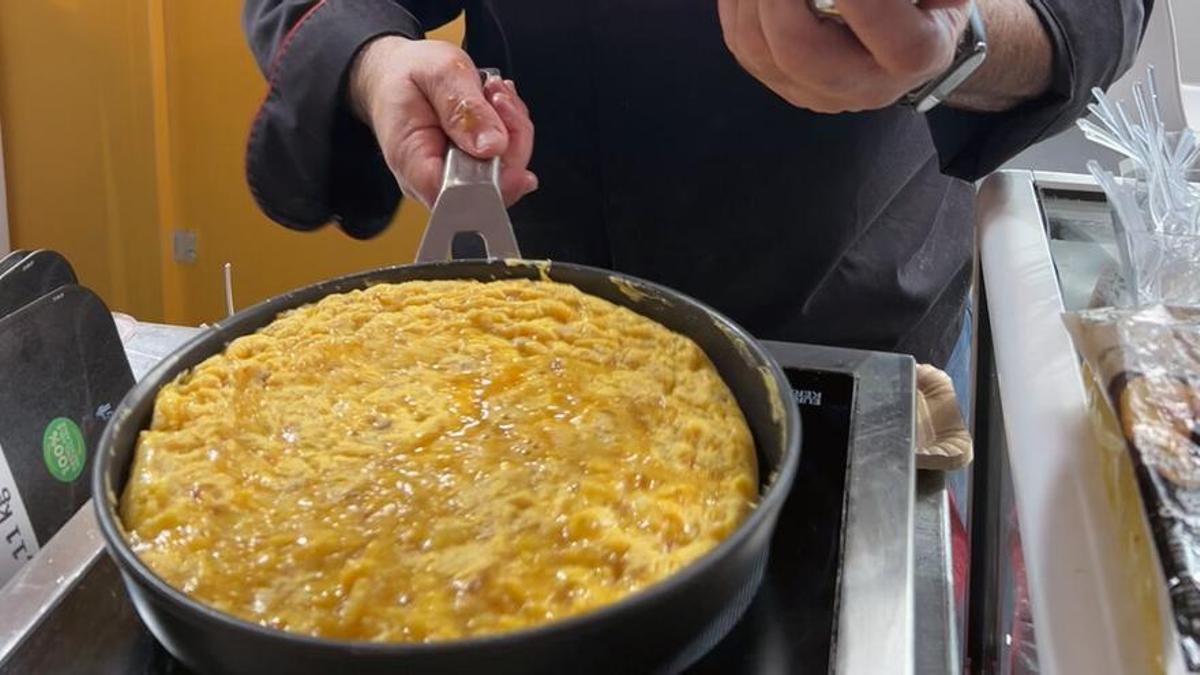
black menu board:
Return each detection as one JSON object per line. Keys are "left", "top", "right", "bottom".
{"left": 0, "top": 249, "right": 78, "bottom": 318}
{"left": 0, "top": 285, "right": 133, "bottom": 585}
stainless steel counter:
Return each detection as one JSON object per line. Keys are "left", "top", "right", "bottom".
{"left": 0, "top": 325, "right": 957, "bottom": 674}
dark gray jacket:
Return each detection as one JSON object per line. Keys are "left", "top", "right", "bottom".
{"left": 242, "top": 0, "right": 1148, "bottom": 364}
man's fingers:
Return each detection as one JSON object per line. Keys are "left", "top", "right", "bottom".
{"left": 836, "top": 0, "right": 963, "bottom": 77}
{"left": 371, "top": 78, "right": 447, "bottom": 208}
{"left": 484, "top": 75, "right": 537, "bottom": 204}
{"left": 718, "top": 0, "right": 779, "bottom": 87}
{"left": 411, "top": 50, "right": 509, "bottom": 159}
{"left": 490, "top": 78, "right": 530, "bottom": 118}
{"left": 482, "top": 74, "right": 506, "bottom": 103}
{"left": 919, "top": 0, "right": 967, "bottom": 9}
{"left": 722, "top": 0, "right": 964, "bottom": 113}
{"left": 389, "top": 126, "right": 447, "bottom": 209}
{"left": 758, "top": 0, "right": 876, "bottom": 88}
{"left": 716, "top": 0, "right": 739, "bottom": 49}
{"left": 738, "top": 0, "right": 777, "bottom": 74}
{"left": 360, "top": 40, "right": 531, "bottom": 209}
{"left": 484, "top": 76, "right": 533, "bottom": 128}
{"left": 398, "top": 69, "right": 535, "bottom": 208}
{"left": 734, "top": 0, "right": 779, "bottom": 81}
{"left": 489, "top": 89, "right": 537, "bottom": 205}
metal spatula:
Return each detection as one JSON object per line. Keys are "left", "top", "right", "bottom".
{"left": 414, "top": 69, "right": 521, "bottom": 264}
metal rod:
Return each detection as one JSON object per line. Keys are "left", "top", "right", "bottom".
{"left": 223, "top": 262, "right": 235, "bottom": 317}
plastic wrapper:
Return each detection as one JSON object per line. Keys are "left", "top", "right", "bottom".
{"left": 1065, "top": 306, "right": 1200, "bottom": 670}
{"left": 1081, "top": 361, "right": 1170, "bottom": 674}
{"left": 1063, "top": 64, "right": 1200, "bottom": 672}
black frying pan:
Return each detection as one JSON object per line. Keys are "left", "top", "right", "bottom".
{"left": 92, "top": 139, "right": 801, "bottom": 675}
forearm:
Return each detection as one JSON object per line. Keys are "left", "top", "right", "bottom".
{"left": 945, "top": 0, "right": 1053, "bottom": 112}
{"left": 242, "top": 0, "right": 425, "bottom": 233}
{"left": 242, "top": 0, "right": 465, "bottom": 76}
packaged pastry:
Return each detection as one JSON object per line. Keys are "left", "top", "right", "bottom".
{"left": 1065, "top": 305, "right": 1200, "bottom": 670}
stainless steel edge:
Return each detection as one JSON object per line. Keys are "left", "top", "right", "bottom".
{"left": 762, "top": 342, "right": 918, "bottom": 675}
{"left": 838, "top": 352, "right": 916, "bottom": 675}
{"left": 1028, "top": 170, "right": 1103, "bottom": 193}
{"left": 0, "top": 503, "right": 105, "bottom": 663}
{"left": 914, "top": 470, "right": 959, "bottom": 675}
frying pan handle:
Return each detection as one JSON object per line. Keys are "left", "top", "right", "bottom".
{"left": 415, "top": 67, "right": 522, "bottom": 263}
{"left": 441, "top": 146, "right": 501, "bottom": 194}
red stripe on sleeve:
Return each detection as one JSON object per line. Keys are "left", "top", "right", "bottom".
{"left": 266, "top": 0, "right": 330, "bottom": 77}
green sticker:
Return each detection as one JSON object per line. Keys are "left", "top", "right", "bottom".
{"left": 42, "top": 417, "right": 86, "bottom": 482}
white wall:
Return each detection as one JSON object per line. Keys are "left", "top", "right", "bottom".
{"left": 1174, "top": 0, "right": 1199, "bottom": 129}
{"left": 1004, "top": 0, "right": 1190, "bottom": 174}
{"left": 1174, "top": 0, "right": 1199, "bottom": 81}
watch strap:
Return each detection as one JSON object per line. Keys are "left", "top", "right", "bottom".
{"left": 902, "top": 2, "right": 988, "bottom": 112}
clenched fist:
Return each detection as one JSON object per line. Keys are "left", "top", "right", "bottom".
{"left": 718, "top": 0, "right": 971, "bottom": 113}
{"left": 348, "top": 36, "right": 537, "bottom": 208}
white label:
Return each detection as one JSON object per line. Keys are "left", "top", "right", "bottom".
{"left": 0, "top": 442, "right": 39, "bottom": 586}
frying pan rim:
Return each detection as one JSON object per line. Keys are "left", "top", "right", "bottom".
{"left": 92, "top": 258, "right": 802, "bottom": 656}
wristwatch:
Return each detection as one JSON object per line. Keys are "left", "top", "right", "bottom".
{"left": 809, "top": 0, "right": 988, "bottom": 113}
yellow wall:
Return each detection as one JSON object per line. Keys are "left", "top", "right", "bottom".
{"left": 0, "top": 0, "right": 165, "bottom": 319}
{"left": 0, "top": 1, "right": 462, "bottom": 325}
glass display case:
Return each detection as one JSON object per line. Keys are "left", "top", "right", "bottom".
{"left": 972, "top": 170, "right": 1190, "bottom": 675}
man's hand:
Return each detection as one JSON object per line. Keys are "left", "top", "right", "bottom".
{"left": 348, "top": 36, "right": 537, "bottom": 208}
{"left": 718, "top": 0, "right": 971, "bottom": 113}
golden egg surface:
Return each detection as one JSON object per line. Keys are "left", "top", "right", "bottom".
{"left": 120, "top": 279, "right": 757, "bottom": 642}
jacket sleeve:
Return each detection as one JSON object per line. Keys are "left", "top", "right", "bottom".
{"left": 927, "top": 0, "right": 1152, "bottom": 182}
{"left": 242, "top": 0, "right": 463, "bottom": 238}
